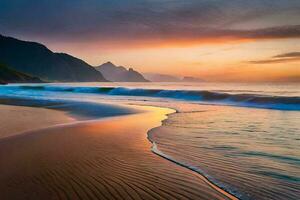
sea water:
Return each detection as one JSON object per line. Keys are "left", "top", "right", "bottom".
{"left": 0, "top": 82, "right": 299, "bottom": 199}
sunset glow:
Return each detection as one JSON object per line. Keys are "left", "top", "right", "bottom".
{"left": 1, "top": 0, "right": 299, "bottom": 82}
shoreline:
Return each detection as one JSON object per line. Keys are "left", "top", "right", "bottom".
{"left": 0, "top": 102, "right": 236, "bottom": 199}
{"left": 147, "top": 107, "right": 239, "bottom": 200}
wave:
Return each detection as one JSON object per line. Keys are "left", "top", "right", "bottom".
{"left": 150, "top": 141, "right": 242, "bottom": 199}
{"left": 2, "top": 85, "right": 300, "bottom": 110}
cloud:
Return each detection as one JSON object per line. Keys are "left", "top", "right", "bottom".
{"left": 273, "top": 52, "right": 300, "bottom": 58}
{"left": 0, "top": 0, "right": 300, "bottom": 45}
{"left": 249, "top": 52, "right": 300, "bottom": 64}
{"left": 163, "top": 25, "right": 300, "bottom": 41}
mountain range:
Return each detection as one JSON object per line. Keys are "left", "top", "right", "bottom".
{"left": 95, "top": 62, "right": 148, "bottom": 82}
{"left": 143, "top": 73, "right": 203, "bottom": 82}
{"left": 0, "top": 34, "right": 204, "bottom": 83}
{"left": 0, "top": 35, "right": 106, "bottom": 82}
{"left": 182, "top": 76, "right": 204, "bottom": 82}
{"left": 143, "top": 73, "right": 181, "bottom": 82}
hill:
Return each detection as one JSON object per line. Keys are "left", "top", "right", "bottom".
{"left": 143, "top": 73, "right": 181, "bottom": 82}
{"left": 0, "top": 35, "right": 107, "bottom": 82}
{"left": 0, "top": 63, "right": 42, "bottom": 84}
{"left": 182, "top": 76, "right": 204, "bottom": 82}
{"left": 95, "top": 62, "right": 148, "bottom": 82}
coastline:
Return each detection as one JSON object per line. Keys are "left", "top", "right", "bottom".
{"left": 146, "top": 106, "right": 241, "bottom": 200}
{"left": 0, "top": 102, "right": 235, "bottom": 200}
{"left": 145, "top": 104, "right": 240, "bottom": 200}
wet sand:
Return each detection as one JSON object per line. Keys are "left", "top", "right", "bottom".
{"left": 0, "top": 105, "right": 235, "bottom": 200}
{"left": 0, "top": 105, "right": 74, "bottom": 139}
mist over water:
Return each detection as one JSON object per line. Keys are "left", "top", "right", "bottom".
{"left": 0, "top": 82, "right": 299, "bottom": 199}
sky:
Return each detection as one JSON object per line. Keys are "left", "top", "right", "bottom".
{"left": 0, "top": 0, "right": 300, "bottom": 82}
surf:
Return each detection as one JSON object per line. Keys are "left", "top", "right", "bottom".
{"left": 1, "top": 84, "right": 299, "bottom": 111}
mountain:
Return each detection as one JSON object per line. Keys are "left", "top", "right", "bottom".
{"left": 143, "top": 73, "right": 181, "bottom": 82}
{"left": 0, "top": 35, "right": 107, "bottom": 82}
{"left": 182, "top": 76, "right": 204, "bottom": 82}
{"left": 143, "top": 73, "right": 204, "bottom": 82}
{"left": 95, "top": 62, "right": 149, "bottom": 82}
{"left": 0, "top": 63, "right": 43, "bottom": 84}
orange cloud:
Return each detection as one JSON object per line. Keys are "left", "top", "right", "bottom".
{"left": 248, "top": 52, "right": 300, "bottom": 64}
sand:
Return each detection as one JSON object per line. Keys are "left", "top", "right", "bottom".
{"left": 0, "top": 105, "right": 74, "bottom": 139}
{"left": 0, "top": 104, "right": 236, "bottom": 200}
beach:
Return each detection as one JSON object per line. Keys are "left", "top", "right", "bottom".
{"left": 0, "top": 103, "right": 234, "bottom": 200}
{"left": 1, "top": 2, "right": 299, "bottom": 198}
{"left": 0, "top": 82, "right": 299, "bottom": 200}
{"left": 0, "top": 104, "right": 74, "bottom": 139}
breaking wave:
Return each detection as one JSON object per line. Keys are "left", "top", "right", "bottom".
{"left": 2, "top": 85, "right": 300, "bottom": 110}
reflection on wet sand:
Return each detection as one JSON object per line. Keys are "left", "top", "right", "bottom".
{"left": 0, "top": 105, "right": 234, "bottom": 200}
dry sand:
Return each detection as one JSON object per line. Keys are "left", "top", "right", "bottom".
{"left": 0, "top": 105, "right": 74, "bottom": 139}
{"left": 0, "top": 105, "right": 235, "bottom": 200}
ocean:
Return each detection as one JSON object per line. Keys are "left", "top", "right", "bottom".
{"left": 0, "top": 82, "right": 299, "bottom": 200}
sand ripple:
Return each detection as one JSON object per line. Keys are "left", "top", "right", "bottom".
{"left": 0, "top": 106, "right": 233, "bottom": 200}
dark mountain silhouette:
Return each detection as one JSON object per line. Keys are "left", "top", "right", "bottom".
{"left": 95, "top": 62, "right": 148, "bottom": 82}
{"left": 0, "top": 63, "right": 43, "bottom": 84}
{"left": 143, "top": 73, "right": 181, "bottom": 82}
{"left": 0, "top": 35, "right": 107, "bottom": 82}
